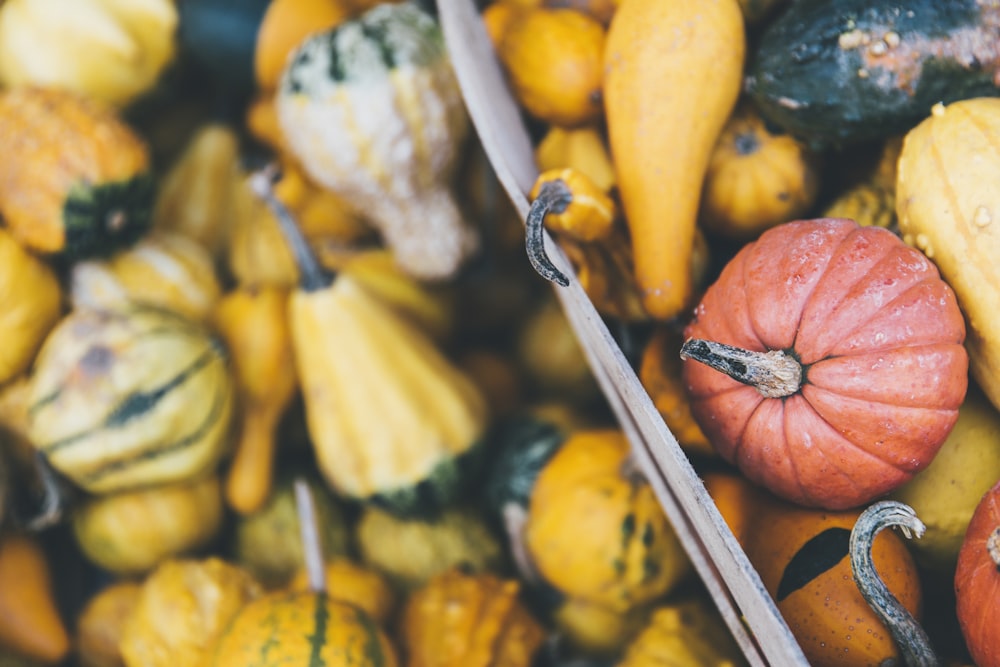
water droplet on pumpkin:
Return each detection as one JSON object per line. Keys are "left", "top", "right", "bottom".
{"left": 973, "top": 205, "right": 992, "bottom": 227}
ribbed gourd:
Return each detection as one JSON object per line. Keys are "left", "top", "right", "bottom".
{"left": 276, "top": 1, "right": 478, "bottom": 282}
{"left": 251, "top": 169, "right": 488, "bottom": 517}
{"left": 70, "top": 230, "right": 222, "bottom": 324}
{"left": 0, "top": 87, "right": 154, "bottom": 259}
{"left": 26, "top": 306, "right": 234, "bottom": 494}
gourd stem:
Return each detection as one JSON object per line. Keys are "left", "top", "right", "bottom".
{"left": 850, "top": 500, "right": 940, "bottom": 667}
{"left": 294, "top": 478, "right": 327, "bottom": 595}
{"left": 22, "top": 452, "right": 66, "bottom": 532}
{"left": 988, "top": 527, "right": 1000, "bottom": 570}
{"left": 679, "top": 338, "right": 803, "bottom": 398}
{"left": 525, "top": 179, "right": 572, "bottom": 287}
{"left": 248, "top": 165, "right": 334, "bottom": 292}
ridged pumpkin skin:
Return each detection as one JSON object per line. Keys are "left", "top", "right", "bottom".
{"left": 525, "top": 429, "right": 690, "bottom": 611}
{"left": 27, "top": 306, "right": 234, "bottom": 494}
{"left": 0, "top": 87, "right": 153, "bottom": 258}
{"left": 954, "top": 480, "right": 1000, "bottom": 667}
{"left": 896, "top": 98, "right": 1000, "bottom": 415}
{"left": 277, "top": 2, "right": 477, "bottom": 281}
{"left": 683, "top": 218, "right": 968, "bottom": 509}
{"left": 213, "top": 591, "right": 399, "bottom": 667}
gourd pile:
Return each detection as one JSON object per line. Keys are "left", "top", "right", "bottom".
{"left": 0, "top": 1, "right": 740, "bottom": 667}
{"left": 0, "top": 1, "right": 998, "bottom": 667}
{"left": 489, "top": 0, "right": 1000, "bottom": 664}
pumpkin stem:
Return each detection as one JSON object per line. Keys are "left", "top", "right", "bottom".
{"left": 248, "top": 165, "right": 334, "bottom": 293}
{"left": 294, "top": 478, "right": 327, "bottom": 595}
{"left": 525, "top": 179, "right": 572, "bottom": 287}
{"left": 988, "top": 527, "right": 1000, "bottom": 571}
{"left": 850, "top": 500, "right": 940, "bottom": 667}
{"left": 679, "top": 338, "right": 802, "bottom": 398}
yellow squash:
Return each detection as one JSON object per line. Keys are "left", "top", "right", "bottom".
{"left": 896, "top": 98, "right": 1000, "bottom": 412}
{"left": 604, "top": 0, "right": 745, "bottom": 319}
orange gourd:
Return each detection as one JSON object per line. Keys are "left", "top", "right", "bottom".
{"left": 955, "top": 480, "right": 1000, "bottom": 667}
{"left": 603, "top": 0, "right": 744, "bottom": 319}
{"left": 682, "top": 218, "right": 968, "bottom": 509}
{"left": 704, "top": 472, "right": 923, "bottom": 667}
{"left": 0, "top": 534, "right": 70, "bottom": 664}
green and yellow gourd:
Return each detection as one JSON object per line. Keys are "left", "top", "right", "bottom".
{"left": 276, "top": 2, "right": 478, "bottom": 282}
{"left": 25, "top": 306, "right": 234, "bottom": 494}
{"left": 251, "top": 169, "right": 488, "bottom": 518}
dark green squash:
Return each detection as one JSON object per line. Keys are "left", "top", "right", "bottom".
{"left": 482, "top": 414, "right": 567, "bottom": 521}
{"left": 746, "top": 0, "right": 1000, "bottom": 147}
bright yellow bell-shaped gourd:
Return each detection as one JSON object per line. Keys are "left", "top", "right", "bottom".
{"left": 249, "top": 168, "right": 488, "bottom": 517}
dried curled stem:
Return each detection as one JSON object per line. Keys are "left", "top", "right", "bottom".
{"left": 850, "top": 500, "right": 939, "bottom": 667}
{"left": 525, "top": 179, "right": 572, "bottom": 287}
{"left": 249, "top": 164, "right": 334, "bottom": 293}
{"left": 679, "top": 338, "right": 803, "bottom": 398}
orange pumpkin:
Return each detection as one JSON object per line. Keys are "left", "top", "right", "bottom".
{"left": 705, "top": 472, "right": 923, "bottom": 667}
{"left": 955, "top": 480, "right": 1000, "bottom": 667}
{"left": 682, "top": 218, "right": 968, "bottom": 509}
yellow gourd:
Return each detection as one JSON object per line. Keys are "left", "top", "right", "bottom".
{"left": 534, "top": 125, "right": 616, "bottom": 193}
{"left": 356, "top": 506, "right": 506, "bottom": 590}
{"left": 214, "top": 286, "right": 298, "bottom": 515}
{"left": 604, "top": 0, "right": 745, "bottom": 319}
{"left": 615, "top": 597, "right": 745, "bottom": 667}
{"left": 896, "top": 98, "right": 1000, "bottom": 413}
{"left": 0, "top": 0, "right": 177, "bottom": 107}
{"left": 525, "top": 429, "right": 691, "bottom": 612}
{"left": 70, "top": 231, "right": 222, "bottom": 323}
{"left": 119, "top": 558, "right": 262, "bottom": 667}
{"left": 0, "top": 229, "right": 63, "bottom": 386}
{"left": 497, "top": 7, "right": 606, "bottom": 128}
{"left": 75, "top": 580, "right": 142, "bottom": 667}
{"left": 250, "top": 168, "right": 488, "bottom": 516}
{"left": 72, "top": 474, "right": 224, "bottom": 575}
{"left": 400, "top": 568, "right": 547, "bottom": 667}
{"left": 700, "top": 102, "right": 821, "bottom": 240}
{"left": 287, "top": 557, "right": 396, "bottom": 625}
{"left": 152, "top": 123, "right": 240, "bottom": 259}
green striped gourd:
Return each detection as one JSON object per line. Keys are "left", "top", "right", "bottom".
{"left": 276, "top": 1, "right": 477, "bottom": 282}
{"left": 26, "top": 306, "right": 234, "bottom": 494}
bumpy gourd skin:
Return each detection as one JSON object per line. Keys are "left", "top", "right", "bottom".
{"left": 0, "top": 87, "right": 153, "bottom": 258}
{"left": 277, "top": 3, "right": 477, "bottom": 281}
{"left": 896, "top": 98, "right": 1000, "bottom": 418}
{"left": 683, "top": 218, "right": 968, "bottom": 510}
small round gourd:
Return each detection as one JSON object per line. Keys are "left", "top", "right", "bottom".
{"left": 525, "top": 429, "right": 691, "bottom": 611}
{"left": 954, "top": 480, "right": 1000, "bottom": 667}
{"left": 682, "top": 218, "right": 968, "bottom": 509}
{"left": 700, "top": 102, "right": 820, "bottom": 240}
{"left": 213, "top": 591, "right": 399, "bottom": 667}
{"left": 27, "top": 305, "right": 234, "bottom": 494}
{"left": 400, "top": 568, "right": 546, "bottom": 667}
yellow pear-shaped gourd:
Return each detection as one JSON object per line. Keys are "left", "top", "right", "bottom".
{"left": 249, "top": 169, "right": 488, "bottom": 517}
{"left": 214, "top": 286, "right": 298, "bottom": 515}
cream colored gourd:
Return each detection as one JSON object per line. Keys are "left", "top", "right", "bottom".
{"left": 70, "top": 231, "right": 222, "bottom": 324}
{"left": 0, "top": 0, "right": 177, "bottom": 107}
{"left": 276, "top": 2, "right": 477, "bottom": 281}
{"left": 896, "top": 98, "right": 1000, "bottom": 412}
